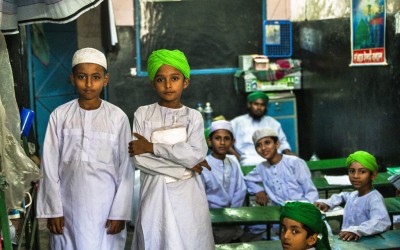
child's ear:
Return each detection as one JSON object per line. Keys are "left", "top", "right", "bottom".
{"left": 371, "top": 170, "right": 378, "bottom": 180}
{"left": 69, "top": 73, "right": 75, "bottom": 86}
{"left": 183, "top": 78, "right": 190, "bottom": 89}
{"left": 206, "top": 137, "right": 211, "bottom": 147}
{"left": 276, "top": 140, "right": 281, "bottom": 148}
{"left": 103, "top": 73, "right": 110, "bottom": 87}
{"left": 306, "top": 233, "right": 318, "bottom": 247}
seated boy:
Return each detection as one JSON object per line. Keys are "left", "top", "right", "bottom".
{"left": 243, "top": 128, "right": 318, "bottom": 240}
{"left": 280, "top": 201, "right": 331, "bottom": 250}
{"left": 244, "top": 128, "right": 318, "bottom": 206}
{"left": 201, "top": 120, "right": 247, "bottom": 243}
{"left": 314, "top": 151, "right": 391, "bottom": 241}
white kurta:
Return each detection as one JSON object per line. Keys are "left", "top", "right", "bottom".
{"left": 231, "top": 114, "right": 291, "bottom": 166}
{"left": 36, "top": 99, "right": 134, "bottom": 250}
{"left": 201, "top": 154, "right": 247, "bottom": 243}
{"left": 131, "top": 103, "right": 214, "bottom": 250}
{"left": 201, "top": 154, "right": 247, "bottom": 208}
{"left": 317, "top": 190, "right": 391, "bottom": 236}
{"left": 244, "top": 154, "right": 318, "bottom": 205}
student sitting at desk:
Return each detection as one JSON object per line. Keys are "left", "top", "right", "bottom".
{"left": 244, "top": 128, "right": 318, "bottom": 206}
{"left": 243, "top": 128, "right": 318, "bottom": 240}
{"left": 201, "top": 120, "right": 247, "bottom": 243}
{"left": 314, "top": 151, "right": 391, "bottom": 241}
{"left": 280, "top": 201, "right": 332, "bottom": 250}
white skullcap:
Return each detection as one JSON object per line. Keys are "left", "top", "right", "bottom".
{"left": 209, "top": 120, "right": 233, "bottom": 135}
{"left": 72, "top": 48, "right": 107, "bottom": 70}
{"left": 252, "top": 128, "right": 277, "bottom": 144}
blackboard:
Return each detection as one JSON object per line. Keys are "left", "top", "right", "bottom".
{"left": 135, "top": 0, "right": 264, "bottom": 73}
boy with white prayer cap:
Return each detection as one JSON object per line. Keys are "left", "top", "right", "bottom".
{"left": 245, "top": 128, "right": 318, "bottom": 206}
{"left": 36, "top": 47, "right": 134, "bottom": 250}
{"left": 201, "top": 120, "right": 247, "bottom": 243}
{"left": 243, "top": 128, "right": 318, "bottom": 240}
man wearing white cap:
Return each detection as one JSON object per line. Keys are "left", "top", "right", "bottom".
{"left": 36, "top": 48, "right": 134, "bottom": 250}
{"left": 200, "top": 120, "right": 247, "bottom": 243}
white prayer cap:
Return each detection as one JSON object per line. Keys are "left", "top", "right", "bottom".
{"left": 209, "top": 120, "right": 233, "bottom": 135}
{"left": 252, "top": 128, "right": 277, "bottom": 144}
{"left": 72, "top": 48, "right": 107, "bottom": 70}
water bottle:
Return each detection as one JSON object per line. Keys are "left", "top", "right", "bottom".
{"left": 203, "top": 102, "right": 213, "bottom": 128}
{"left": 196, "top": 102, "right": 204, "bottom": 119}
{"left": 310, "top": 152, "right": 320, "bottom": 161}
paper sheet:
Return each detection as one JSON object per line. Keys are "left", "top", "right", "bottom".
{"left": 322, "top": 206, "right": 344, "bottom": 217}
{"left": 324, "top": 175, "right": 351, "bottom": 186}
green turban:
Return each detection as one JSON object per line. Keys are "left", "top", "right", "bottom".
{"left": 147, "top": 49, "right": 190, "bottom": 81}
{"left": 280, "top": 202, "right": 331, "bottom": 250}
{"left": 247, "top": 91, "right": 269, "bottom": 103}
{"left": 346, "top": 151, "right": 378, "bottom": 172}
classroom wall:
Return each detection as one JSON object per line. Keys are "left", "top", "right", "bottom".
{"left": 293, "top": 15, "right": 400, "bottom": 167}
{"left": 107, "top": 13, "right": 400, "bottom": 168}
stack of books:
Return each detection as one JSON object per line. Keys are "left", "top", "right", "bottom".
{"left": 387, "top": 166, "right": 400, "bottom": 175}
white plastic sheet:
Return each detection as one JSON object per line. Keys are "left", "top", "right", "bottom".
{"left": 0, "top": 33, "right": 41, "bottom": 210}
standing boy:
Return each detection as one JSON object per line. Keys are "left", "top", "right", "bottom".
{"left": 129, "top": 49, "right": 214, "bottom": 249}
{"left": 36, "top": 48, "right": 134, "bottom": 250}
{"left": 201, "top": 120, "right": 247, "bottom": 243}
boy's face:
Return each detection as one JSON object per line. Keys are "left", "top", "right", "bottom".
{"left": 247, "top": 98, "right": 266, "bottom": 119}
{"left": 208, "top": 129, "right": 234, "bottom": 157}
{"left": 153, "top": 64, "right": 189, "bottom": 107}
{"left": 280, "top": 218, "right": 317, "bottom": 250}
{"left": 255, "top": 136, "right": 279, "bottom": 160}
{"left": 70, "top": 63, "right": 108, "bottom": 101}
{"left": 348, "top": 161, "right": 377, "bottom": 193}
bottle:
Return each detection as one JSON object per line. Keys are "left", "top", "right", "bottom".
{"left": 203, "top": 102, "right": 213, "bottom": 128}
{"left": 310, "top": 152, "right": 320, "bottom": 161}
{"left": 196, "top": 102, "right": 204, "bottom": 119}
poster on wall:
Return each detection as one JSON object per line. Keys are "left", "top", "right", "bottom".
{"left": 350, "top": 0, "right": 387, "bottom": 66}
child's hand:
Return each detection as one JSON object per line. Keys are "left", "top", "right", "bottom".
{"left": 106, "top": 220, "right": 125, "bottom": 234}
{"left": 338, "top": 231, "right": 360, "bottom": 241}
{"left": 47, "top": 216, "right": 64, "bottom": 234}
{"left": 313, "top": 202, "right": 330, "bottom": 212}
{"left": 255, "top": 191, "right": 269, "bottom": 206}
{"left": 191, "top": 159, "right": 211, "bottom": 174}
{"left": 129, "top": 133, "right": 153, "bottom": 156}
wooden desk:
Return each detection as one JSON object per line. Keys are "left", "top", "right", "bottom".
{"left": 313, "top": 172, "right": 392, "bottom": 197}
{"left": 241, "top": 158, "right": 348, "bottom": 177}
{"left": 210, "top": 206, "right": 281, "bottom": 225}
{"left": 210, "top": 206, "right": 281, "bottom": 240}
{"left": 215, "top": 229, "right": 400, "bottom": 250}
{"left": 306, "top": 157, "right": 347, "bottom": 172}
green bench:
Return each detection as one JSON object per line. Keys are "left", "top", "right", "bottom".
{"left": 210, "top": 197, "right": 400, "bottom": 235}
{"left": 240, "top": 157, "right": 348, "bottom": 176}
{"left": 215, "top": 229, "right": 400, "bottom": 250}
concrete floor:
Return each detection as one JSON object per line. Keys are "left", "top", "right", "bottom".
{"left": 36, "top": 220, "right": 135, "bottom": 250}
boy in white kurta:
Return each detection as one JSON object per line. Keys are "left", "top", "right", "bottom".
{"left": 201, "top": 120, "right": 247, "bottom": 243}
{"left": 244, "top": 128, "right": 318, "bottom": 206}
{"left": 36, "top": 48, "right": 134, "bottom": 250}
{"left": 129, "top": 49, "right": 214, "bottom": 250}
{"left": 315, "top": 151, "right": 391, "bottom": 241}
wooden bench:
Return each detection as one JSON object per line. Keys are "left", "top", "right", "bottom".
{"left": 215, "top": 229, "right": 400, "bottom": 249}
{"left": 210, "top": 197, "right": 400, "bottom": 238}
{"left": 240, "top": 157, "right": 348, "bottom": 176}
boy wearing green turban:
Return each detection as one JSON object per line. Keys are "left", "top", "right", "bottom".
{"left": 128, "top": 49, "right": 214, "bottom": 249}
{"left": 314, "top": 151, "right": 390, "bottom": 242}
{"left": 280, "top": 201, "right": 331, "bottom": 250}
